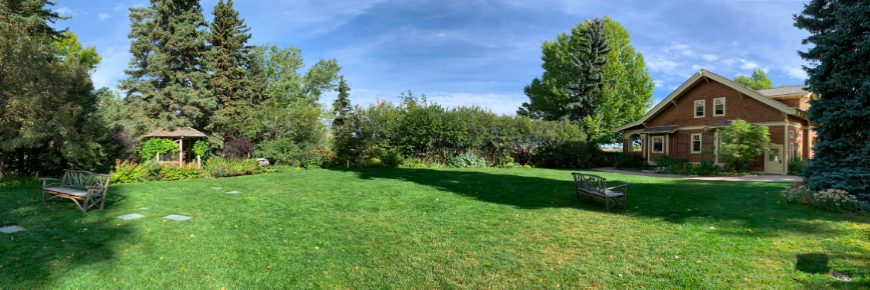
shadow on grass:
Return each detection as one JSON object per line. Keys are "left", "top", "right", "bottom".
{"left": 0, "top": 181, "right": 133, "bottom": 288}
{"left": 328, "top": 167, "right": 870, "bottom": 288}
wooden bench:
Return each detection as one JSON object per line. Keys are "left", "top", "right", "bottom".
{"left": 40, "top": 170, "right": 112, "bottom": 213}
{"left": 572, "top": 172, "right": 628, "bottom": 210}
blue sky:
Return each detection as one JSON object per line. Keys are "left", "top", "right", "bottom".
{"left": 53, "top": 0, "right": 812, "bottom": 115}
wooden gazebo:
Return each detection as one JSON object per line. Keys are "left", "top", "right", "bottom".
{"left": 142, "top": 128, "right": 207, "bottom": 167}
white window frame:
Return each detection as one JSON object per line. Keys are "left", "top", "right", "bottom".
{"left": 694, "top": 100, "right": 705, "bottom": 118}
{"left": 713, "top": 97, "right": 725, "bottom": 116}
{"left": 652, "top": 136, "right": 664, "bottom": 153}
{"left": 630, "top": 134, "right": 642, "bottom": 152}
{"left": 789, "top": 130, "right": 794, "bottom": 139}
{"left": 691, "top": 133, "right": 703, "bottom": 153}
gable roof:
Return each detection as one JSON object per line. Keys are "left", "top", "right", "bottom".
{"left": 611, "top": 69, "right": 802, "bottom": 133}
{"left": 143, "top": 128, "right": 207, "bottom": 138}
{"left": 756, "top": 85, "right": 810, "bottom": 97}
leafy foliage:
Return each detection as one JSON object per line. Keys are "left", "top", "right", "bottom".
{"left": 53, "top": 31, "right": 101, "bottom": 71}
{"left": 193, "top": 140, "right": 210, "bottom": 160}
{"left": 653, "top": 155, "right": 691, "bottom": 174}
{"left": 693, "top": 158, "right": 721, "bottom": 176}
{"left": 518, "top": 16, "right": 654, "bottom": 143}
{"left": 733, "top": 68, "right": 774, "bottom": 90}
{"left": 788, "top": 156, "right": 807, "bottom": 176}
{"left": 615, "top": 152, "right": 646, "bottom": 170}
{"left": 203, "top": 157, "right": 260, "bottom": 177}
{"left": 719, "top": 119, "right": 770, "bottom": 172}
{"left": 139, "top": 138, "right": 179, "bottom": 162}
{"left": 794, "top": 0, "right": 870, "bottom": 199}
{"left": 448, "top": 153, "right": 486, "bottom": 168}
{"left": 112, "top": 160, "right": 199, "bottom": 183}
{"left": 253, "top": 139, "right": 300, "bottom": 165}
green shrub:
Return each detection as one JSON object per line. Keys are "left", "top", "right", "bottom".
{"left": 449, "top": 153, "right": 486, "bottom": 168}
{"left": 301, "top": 150, "right": 332, "bottom": 169}
{"left": 139, "top": 138, "right": 179, "bottom": 163}
{"left": 720, "top": 119, "right": 770, "bottom": 172}
{"left": 692, "top": 158, "right": 721, "bottom": 176}
{"left": 532, "top": 141, "right": 592, "bottom": 168}
{"left": 654, "top": 156, "right": 690, "bottom": 174}
{"left": 367, "top": 157, "right": 383, "bottom": 167}
{"left": 112, "top": 160, "right": 198, "bottom": 183}
{"left": 204, "top": 157, "right": 259, "bottom": 178}
{"left": 788, "top": 156, "right": 807, "bottom": 176}
{"left": 590, "top": 150, "right": 619, "bottom": 168}
{"left": 615, "top": 153, "right": 646, "bottom": 170}
{"left": 193, "top": 140, "right": 210, "bottom": 160}
{"left": 781, "top": 183, "right": 864, "bottom": 213}
{"left": 254, "top": 140, "right": 300, "bottom": 165}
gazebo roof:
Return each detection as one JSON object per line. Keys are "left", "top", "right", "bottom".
{"left": 142, "top": 128, "right": 207, "bottom": 138}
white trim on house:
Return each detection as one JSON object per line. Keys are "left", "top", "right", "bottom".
{"left": 610, "top": 69, "right": 802, "bottom": 133}
{"left": 652, "top": 136, "right": 664, "bottom": 153}
{"left": 691, "top": 133, "right": 702, "bottom": 153}
{"left": 694, "top": 100, "right": 706, "bottom": 118}
{"left": 713, "top": 97, "right": 726, "bottom": 116}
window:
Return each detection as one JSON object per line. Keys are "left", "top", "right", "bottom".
{"left": 694, "top": 100, "right": 705, "bottom": 118}
{"left": 630, "top": 135, "right": 642, "bottom": 152}
{"left": 691, "top": 134, "right": 702, "bottom": 153}
{"left": 789, "top": 130, "right": 794, "bottom": 139}
{"left": 713, "top": 98, "right": 725, "bottom": 116}
{"left": 652, "top": 136, "right": 664, "bottom": 153}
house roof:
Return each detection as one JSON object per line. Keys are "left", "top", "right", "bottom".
{"left": 639, "top": 125, "right": 680, "bottom": 134}
{"left": 611, "top": 69, "right": 804, "bottom": 133}
{"left": 142, "top": 128, "right": 207, "bottom": 138}
{"left": 756, "top": 85, "right": 810, "bottom": 97}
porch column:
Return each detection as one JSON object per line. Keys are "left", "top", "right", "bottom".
{"left": 179, "top": 137, "right": 184, "bottom": 166}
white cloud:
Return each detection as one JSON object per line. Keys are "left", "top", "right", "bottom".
{"left": 738, "top": 58, "right": 760, "bottom": 70}
{"left": 653, "top": 80, "right": 664, "bottom": 88}
{"left": 56, "top": 7, "right": 75, "bottom": 15}
{"left": 691, "top": 64, "right": 706, "bottom": 71}
{"left": 646, "top": 56, "right": 680, "bottom": 73}
{"left": 702, "top": 54, "right": 718, "bottom": 62}
{"left": 670, "top": 44, "right": 690, "bottom": 51}
{"left": 786, "top": 67, "right": 807, "bottom": 80}
{"left": 427, "top": 92, "right": 525, "bottom": 116}
{"left": 91, "top": 46, "right": 131, "bottom": 89}
{"left": 99, "top": 13, "right": 111, "bottom": 21}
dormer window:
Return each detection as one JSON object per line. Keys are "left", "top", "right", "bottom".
{"left": 714, "top": 98, "right": 725, "bottom": 116}
{"left": 695, "top": 100, "right": 705, "bottom": 118}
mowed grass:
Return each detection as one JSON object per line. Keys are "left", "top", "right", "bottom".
{"left": 1, "top": 168, "right": 869, "bottom": 289}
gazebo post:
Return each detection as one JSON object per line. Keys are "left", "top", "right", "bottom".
{"left": 178, "top": 137, "right": 184, "bottom": 166}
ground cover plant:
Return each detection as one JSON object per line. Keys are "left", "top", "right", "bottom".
{"left": 1, "top": 168, "right": 868, "bottom": 289}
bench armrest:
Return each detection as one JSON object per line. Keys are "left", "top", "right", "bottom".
{"left": 606, "top": 184, "right": 629, "bottom": 190}
{"left": 39, "top": 178, "right": 61, "bottom": 181}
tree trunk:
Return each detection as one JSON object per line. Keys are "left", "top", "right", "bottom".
{"left": 0, "top": 150, "right": 7, "bottom": 178}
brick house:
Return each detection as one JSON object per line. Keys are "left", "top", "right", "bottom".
{"left": 611, "top": 69, "right": 816, "bottom": 175}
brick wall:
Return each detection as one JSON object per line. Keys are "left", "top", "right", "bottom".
{"left": 647, "top": 81, "right": 784, "bottom": 127}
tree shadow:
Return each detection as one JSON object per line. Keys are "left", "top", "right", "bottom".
{"left": 0, "top": 181, "right": 133, "bottom": 288}
{"left": 328, "top": 167, "right": 870, "bottom": 287}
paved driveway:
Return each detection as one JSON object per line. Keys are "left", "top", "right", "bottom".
{"left": 591, "top": 167, "right": 802, "bottom": 183}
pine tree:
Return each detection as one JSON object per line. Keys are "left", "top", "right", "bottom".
{"left": 564, "top": 19, "right": 611, "bottom": 138}
{"left": 795, "top": 0, "right": 870, "bottom": 198}
{"left": 332, "top": 76, "right": 352, "bottom": 128}
{"left": 119, "top": 0, "right": 212, "bottom": 131}
{"left": 0, "top": 0, "right": 68, "bottom": 39}
{"left": 207, "top": 0, "right": 253, "bottom": 140}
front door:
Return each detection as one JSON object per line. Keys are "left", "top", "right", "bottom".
{"left": 765, "top": 145, "right": 785, "bottom": 175}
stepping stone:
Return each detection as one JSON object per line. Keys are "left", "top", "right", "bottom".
{"left": 163, "top": 214, "right": 191, "bottom": 221}
{"left": 139, "top": 207, "right": 149, "bottom": 210}
{"left": 211, "top": 187, "right": 223, "bottom": 189}
{"left": 0, "top": 225, "right": 25, "bottom": 234}
{"left": 226, "top": 191, "right": 240, "bottom": 194}
{"left": 118, "top": 213, "right": 145, "bottom": 220}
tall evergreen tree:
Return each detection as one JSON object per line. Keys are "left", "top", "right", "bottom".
{"left": 119, "top": 0, "right": 212, "bottom": 131}
{"left": 332, "top": 76, "right": 352, "bottom": 128}
{"left": 207, "top": 0, "right": 253, "bottom": 142}
{"left": 518, "top": 16, "right": 652, "bottom": 144}
{"left": 795, "top": 0, "right": 870, "bottom": 198}
{"left": 0, "top": 0, "right": 68, "bottom": 39}
{"left": 564, "top": 18, "right": 610, "bottom": 140}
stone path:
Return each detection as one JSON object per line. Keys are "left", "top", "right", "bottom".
{"left": 227, "top": 191, "right": 240, "bottom": 194}
{"left": 117, "top": 213, "right": 145, "bottom": 220}
{"left": 211, "top": 187, "right": 222, "bottom": 189}
{"left": 163, "top": 214, "right": 191, "bottom": 221}
{"left": 0, "top": 225, "right": 25, "bottom": 234}
{"left": 591, "top": 167, "right": 803, "bottom": 183}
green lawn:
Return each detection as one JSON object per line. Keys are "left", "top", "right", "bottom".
{"left": 1, "top": 168, "right": 868, "bottom": 289}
